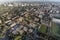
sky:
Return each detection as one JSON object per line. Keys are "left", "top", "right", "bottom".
{"left": 0, "top": 0, "right": 60, "bottom": 2}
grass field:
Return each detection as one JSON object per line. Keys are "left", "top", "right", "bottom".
{"left": 51, "top": 23, "right": 60, "bottom": 37}
{"left": 40, "top": 24, "right": 47, "bottom": 33}
{"left": 40, "top": 22, "right": 58, "bottom": 36}
{"left": 14, "top": 36, "right": 22, "bottom": 40}
{"left": 0, "top": 6, "right": 13, "bottom": 14}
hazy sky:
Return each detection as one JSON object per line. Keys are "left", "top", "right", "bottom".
{"left": 0, "top": 0, "right": 60, "bottom": 2}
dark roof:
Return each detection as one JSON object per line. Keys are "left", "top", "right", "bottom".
{"left": 13, "top": 24, "right": 20, "bottom": 30}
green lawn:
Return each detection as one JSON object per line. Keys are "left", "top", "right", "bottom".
{"left": 40, "top": 23, "right": 59, "bottom": 36}
{"left": 51, "top": 23, "right": 60, "bottom": 37}
{"left": 0, "top": 33, "right": 5, "bottom": 38}
{"left": 40, "top": 24, "right": 47, "bottom": 33}
{"left": 14, "top": 36, "right": 22, "bottom": 40}
{"left": 0, "top": 6, "right": 13, "bottom": 14}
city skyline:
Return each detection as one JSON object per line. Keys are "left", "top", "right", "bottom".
{"left": 0, "top": 0, "right": 60, "bottom": 2}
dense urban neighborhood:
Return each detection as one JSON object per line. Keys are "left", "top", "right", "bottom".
{"left": 0, "top": 2, "right": 60, "bottom": 40}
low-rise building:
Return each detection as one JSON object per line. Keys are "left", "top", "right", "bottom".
{"left": 0, "top": 20, "right": 2, "bottom": 23}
